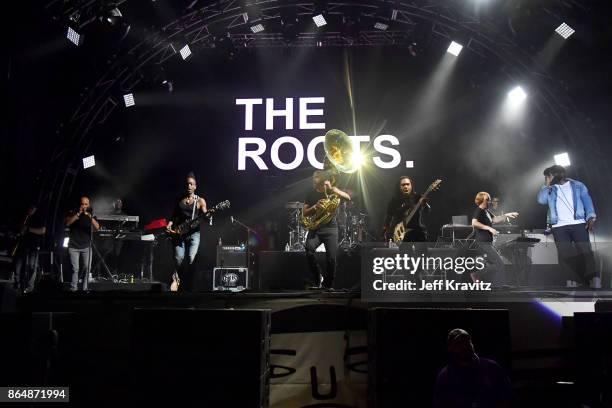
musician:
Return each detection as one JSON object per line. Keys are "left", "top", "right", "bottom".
{"left": 303, "top": 170, "right": 351, "bottom": 289}
{"left": 12, "top": 204, "right": 46, "bottom": 293}
{"left": 382, "top": 176, "right": 428, "bottom": 242}
{"left": 471, "top": 192, "right": 518, "bottom": 282}
{"left": 166, "top": 172, "right": 207, "bottom": 291}
{"left": 111, "top": 198, "right": 125, "bottom": 215}
{"left": 537, "top": 165, "right": 596, "bottom": 286}
{"left": 65, "top": 196, "right": 100, "bottom": 291}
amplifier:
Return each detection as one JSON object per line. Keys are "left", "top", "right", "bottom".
{"left": 213, "top": 267, "right": 249, "bottom": 292}
{"left": 216, "top": 245, "right": 247, "bottom": 267}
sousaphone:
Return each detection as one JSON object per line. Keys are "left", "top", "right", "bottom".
{"left": 301, "top": 129, "right": 359, "bottom": 230}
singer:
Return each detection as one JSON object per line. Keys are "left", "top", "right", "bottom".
{"left": 537, "top": 165, "right": 597, "bottom": 287}
{"left": 65, "top": 196, "right": 100, "bottom": 291}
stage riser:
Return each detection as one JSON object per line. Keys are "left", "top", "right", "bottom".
{"left": 258, "top": 250, "right": 360, "bottom": 290}
{"left": 0, "top": 309, "right": 270, "bottom": 407}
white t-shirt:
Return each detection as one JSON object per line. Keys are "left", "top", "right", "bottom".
{"left": 553, "top": 181, "right": 584, "bottom": 228}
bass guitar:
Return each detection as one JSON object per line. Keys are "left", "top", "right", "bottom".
{"left": 390, "top": 179, "right": 442, "bottom": 243}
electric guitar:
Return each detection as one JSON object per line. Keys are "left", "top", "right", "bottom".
{"left": 167, "top": 200, "right": 230, "bottom": 240}
{"left": 166, "top": 200, "right": 230, "bottom": 292}
{"left": 10, "top": 215, "right": 31, "bottom": 257}
{"left": 390, "top": 179, "right": 442, "bottom": 243}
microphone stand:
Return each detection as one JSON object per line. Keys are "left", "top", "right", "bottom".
{"left": 230, "top": 216, "right": 255, "bottom": 288}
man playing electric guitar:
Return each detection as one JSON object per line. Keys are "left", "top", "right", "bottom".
{"left": 383, "top": 176, "right": 437, "bottom": 243}
{"left": 166, "top": 172, "right": 207, "bottom": 292}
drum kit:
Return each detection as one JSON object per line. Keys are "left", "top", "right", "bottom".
{"left": 285, "top": 200, "right": 369, "bottom": 251}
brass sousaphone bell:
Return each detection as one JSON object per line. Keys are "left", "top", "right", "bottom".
{"left": 301, "top": 129, "right": 359, "bottom": 230}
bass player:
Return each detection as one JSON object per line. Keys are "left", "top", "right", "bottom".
{"left": 382, "top": 176, "right": 429, "bottom": 242}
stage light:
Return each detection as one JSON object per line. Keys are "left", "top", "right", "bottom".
{"left": 554, "top": 152, "right": 571, "bottom": 166}
{"left": 123, "top": 93, "right": 135, "bottom": 107}
{"left": 163, "top": 80, "right": 174, "bottom": 93}
{"left": 313, "top": 14, "right": 327, "bottom": 27}
{"left": 374, "top": 22, "right": 389, "bottom": 31}
{"left": 82, "top": 155, "right": 96, "bottom": 169}
{"left": 352, "top": 150, "right": 365, "bottom": 169}
{"left": 179, "top": 44, "right": 192, "bottom": 60}
{"left": 446, "top": 41, "right": 463, "bottom": 56}
{"left": 507, "top": 86, "right": 527, "bottom": 104}
{"left": 250, "top": 23, "right": 265, "bottom": 33}
{"left": 67, "top": 27, "right": 83, "bottom": 46}
{"left": 555, "top": 23, "right": 575, "bottom": 39}
{"left": 105, "top": 7, "right": 123, "bottom": 26}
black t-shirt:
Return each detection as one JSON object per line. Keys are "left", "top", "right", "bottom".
{"left": 472, "top": 207, "right": 493, "bottom": 242}
{"left": 304, "top": 190, "right": 337, "bottom": 228}
{"left": 19, "top": 212, "right": 45, "bottom": 251}
{"left": 386, "top": 193, "right": 424, "bottom": 230}
{"left": 68, "top": 211, "right": 97, "bottom": 249}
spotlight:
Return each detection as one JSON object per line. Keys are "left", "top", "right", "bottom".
{"left": 374, "top": 22, "right": 389, "bottom": 31}
{"left": 163, "top": 80, "right": 174, "bottom": 93}
{"left": 250, "top": 23, "right": 265, "bottom": 33}
{"left": 554, "top": 152, "right": 571, "bottom": 166}
{"left": 105, "top": 7, "right": 123, "bottom": 26}
{"left": 123, "top": 93, "right": 135, "bottom": 107}
{"left": 179, "top": 44, "right": 192, "bottom": 60}
{"left": 67, "top": 27, "right": 83, "bottom": 46}
{"left": 555, "top": 23, "right": 575, "bottom": 39}
{"left": 82, "top": 155, "right": 96, "bottom": 169}
{"left": 447, "top": 41, "right": 463, "bottom": 56}
{"left": 313, "top": 14, "right": 327, "bottom": 27}
{"left": 507, "top": 86, "right": 527, "bottom": 104}
{"left": 351, "top": 151, "right": 365, "bottom": 169}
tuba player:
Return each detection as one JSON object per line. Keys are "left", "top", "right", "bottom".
{"left": 303, "top": 170, "right": 351, "bottom": 289}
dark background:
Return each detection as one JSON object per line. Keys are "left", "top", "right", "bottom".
{"left": 3, "top": 1, "right": 612, "bottom": 262}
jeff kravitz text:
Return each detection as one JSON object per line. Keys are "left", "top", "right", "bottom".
{"left": 369, "top": 253, "right": 492, "bottom": 293}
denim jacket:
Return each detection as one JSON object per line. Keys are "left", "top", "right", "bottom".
{"left": 536, "top": 178, "right": 596, "bottom": 225}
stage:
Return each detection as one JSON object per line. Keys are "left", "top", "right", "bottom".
{"left": 5, "top": 1, "right": 612, "bottom": 406}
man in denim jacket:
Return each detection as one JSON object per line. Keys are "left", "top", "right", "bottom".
{"left": 537, "top": 165, "right": 596, "bottom": 286}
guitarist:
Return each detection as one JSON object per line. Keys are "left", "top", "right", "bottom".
{"left": 382, "top": 176, "right": 428, "bottom": 242}
{"left": 166, "top": 172, "right": 207, "bottom": 291}
{"left": 12, "top": 204, "right": 46, "bottom": 293}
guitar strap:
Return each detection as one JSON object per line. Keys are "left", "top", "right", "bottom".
{"left": 191, "top": 195, "right": 199, "bottom": 220}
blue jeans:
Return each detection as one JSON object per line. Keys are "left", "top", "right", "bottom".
{"left": 69, "top": 247, "right": 91, "bottom": 290}
{"left": 173, "top": 232, "right": 200, "bottom": 290}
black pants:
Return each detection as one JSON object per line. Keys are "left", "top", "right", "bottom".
{"left": 13, "top": 249, "right": 39, "bottom": 292}
{"left": 552, "top": 223, "right": 595, "bottom": 285}
{"left": 305, "top": 226, "right": 338, "bottom": 288}
{"left": 403, "top": 227, "right": 427, "bottom": 243}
